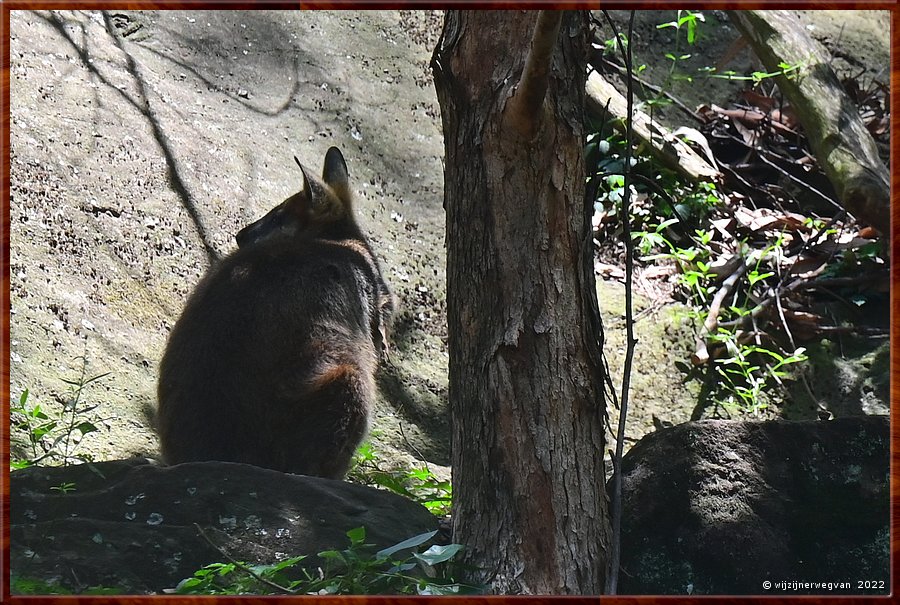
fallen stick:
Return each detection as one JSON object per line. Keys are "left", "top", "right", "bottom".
{"left": 586, "top": 70, "right": 722, "bottom": 185}
{"left": 692, "top": 257, "right": 748, "bottom": 365}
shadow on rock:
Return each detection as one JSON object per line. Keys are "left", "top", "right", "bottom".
{"left": 613, "top": 415, "right": 889, "bottom": 595}
{"left": 11, "top": 459, "right": 438, "bottom": 594}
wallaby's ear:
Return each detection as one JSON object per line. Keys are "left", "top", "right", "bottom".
{"left": 323, "top": 147, "right": 351, "bottom": 202}
{"left": 295, "top": 156, "right": 336, "bottom": 217}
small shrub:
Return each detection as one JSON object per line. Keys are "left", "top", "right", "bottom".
{"left": 174, "top": 527, "right": 481, "bottom": 596}
{"left": 10, "top": 358, "right": 109, "bottom": 470}
{"left": 349, "top": 443, "right": 452, "bottom": 517}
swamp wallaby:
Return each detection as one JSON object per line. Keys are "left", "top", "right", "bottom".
{"left": 157, "top": 147, "right": 395, "bottom": 478}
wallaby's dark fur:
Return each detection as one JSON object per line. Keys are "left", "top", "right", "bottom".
{"left": 157, "top": 147, "right": 395, "bottom": 478}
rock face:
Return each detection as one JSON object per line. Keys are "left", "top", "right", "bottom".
{"left": 614, "top": 416, "right": 889, "bottom": 595}
{"left": 10, "top": 459, "right": 438, "bottom": 594}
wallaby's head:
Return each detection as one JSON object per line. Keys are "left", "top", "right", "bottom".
{"left": 236, "top": 147, "right": 359, "bottom": 248}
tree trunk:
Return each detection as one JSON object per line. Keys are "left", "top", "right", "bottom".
{"left": 728, "top": 10, "right": 890, "bottom": 235}
{"left": 432, "top": 10, "right": 609, "bottom": 595}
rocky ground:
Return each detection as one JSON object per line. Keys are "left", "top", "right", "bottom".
{"left": 9, "top": 10, "right": 890, "bottom": 474}
{"left": 10, "top": 10, "right": 449, "bottom": 470}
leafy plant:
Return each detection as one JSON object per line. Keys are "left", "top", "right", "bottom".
{"left": 50, "top": 482, "right": 77, "bottom": 494}
{"left": 587, "top": 89, "right": 811, "bottom": 419}
{"left": 708, "top": 58, "right": 810, "bottom": 83}
{"left": 10, "top": 358, "right": 108, "bottom": 470}
{"left": 175, "top": 527, "right": 480, "bottom": 596}
{"left": 349, "top": 443, "right": 452, "bottom": 516}
{"left": 11, "top": 576, "right": 121, "bottom": 595}
{"left": 657, "top": 10, "right": 705, "bottom": 46}
{"left": 588, "top": 131, "right": 722, "bottom": 247}
{"left": 655, "top": 9, "right": 705, "bottom": 89}
{"left": 710, "top": 326, "right": 808, "bottom": 416}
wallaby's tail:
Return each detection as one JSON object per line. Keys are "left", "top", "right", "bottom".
{"left": 284, "top": 361, "right": 374, "bottom": 478}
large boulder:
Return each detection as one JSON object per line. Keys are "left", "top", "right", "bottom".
{"left": 615, "top": 416, "right": 889, "bottom": 595}
{"left": 11, "top": 459, "right": 438, "bottom": 594}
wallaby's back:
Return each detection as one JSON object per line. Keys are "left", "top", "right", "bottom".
{"left": 157, "top": 147, "right": 394, "bottom": 478}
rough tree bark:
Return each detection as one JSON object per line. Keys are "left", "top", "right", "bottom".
{"left": 431, "top": 10, "right": 609, "bottom": 595}
{"left": 728, "top": 10, "right": 890, "bottom": 235}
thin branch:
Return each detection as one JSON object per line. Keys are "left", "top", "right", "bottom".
{"left": 590, "top": 50, "right": 705, "bottom": 125}
{"left": 717, "top": 276, "right": 806, "bottom": 329}
{"left": 193, "top": 523, "right": 296, "bottom": 595}
{"left": 718, "top": 131, "right": 845, "bottom": 214}
{"left": 602, "top": 9, "right": 636, "bottom": 597}
{"left": 772, "top": 248, "right": 797, "bottom": 351}
{"left": 398, "top": 421, "right": 431, "bottom": 474}
{"left": 691, "top": 257, "right": 748, "bottom": 365}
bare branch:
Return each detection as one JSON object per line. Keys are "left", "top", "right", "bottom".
{"left": 507, "top": 11, "right": 562, "bottom": 135}
{"left": 193, "top": 523, "right": 296, "bottom": 595}
{"left": 691, "top": 257, "right": 748, "bottom": 366}
{"left": 586, "top": 70, "right": 721, "bottom": 184}
{"left": 602, "top": 9, "right": 636, "bottom": 597}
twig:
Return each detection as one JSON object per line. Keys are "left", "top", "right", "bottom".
{"left": 800, "top": 274, "right": 884, "bottom": 289}
{"left": 601, "top": 9, "right": 636, "bottom": 597}
{"left": 398, "top": 422, "right": 431, "bottom": 474}
{"left": 717, "top": 162, "right": 772, "bottom": 210}
{"left": 717, "top": 276, "right": 805, "bottom": 329}
{"left": 718, "top": 131, "right": 846, "bottom": 214}
{"left": 757, "top": 153, "right": 843, "bottom": 215}
{"left": 814, "top": 325, "right": 889, "bottom": 338}
{"left": 590, "top": 50, "right": 705, "bottom": 126}
{"left": 770, "top": 239, "right": 797, "bottom": 351}
{"left": 193, "top": 523, "right": 296, "bottom": 595}
{"left": 633, "top": 300, "right": 668, "bottom": 322}
{"left": 692, "top": 257, "right": 748, "bottom": 365}
{"left": 771, "top": 212, "right": 848, "bottom": 305}
{"left": 807, "top": 284, "right": 857, "bottom": 309}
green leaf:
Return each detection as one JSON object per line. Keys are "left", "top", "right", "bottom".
{"left": 414, "top": 543, "right": 464, "bottom": 566}
{"left": 175, "top": 577, "right": 205, "bottom": 593}
{"left": 30, "top": 405, "right": 50, "bottom": 420}
{"left": 387, "top": 562, "right": 418, "bottom": 574}
{"left": 747, "top": 271, "right": 774, "bottom": 286}
{"left": 32, "top": 421, "right": 58, "bottom": 440}
{"left": 346, "top": 526, "right": 366, "bottom": 545}
{"left": 270, "top": 556, "right": 306, "bottom": 573}
{"left": 376, "top": 530, "right": 438, "bottom": 560}
{"left": 317, "top": 549, "right": 345, "bottom": 563}
{"left": 605, "top": 174, "right": 624, "bottom": 188}
{"left": 75, "top": 421, "right": 99, "bottom": 436}
{"left": 657, "top": 217, "right": 680, "bottom": 230}
{"left": 214, "top": 562, "right": 237, "bottom": 576}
